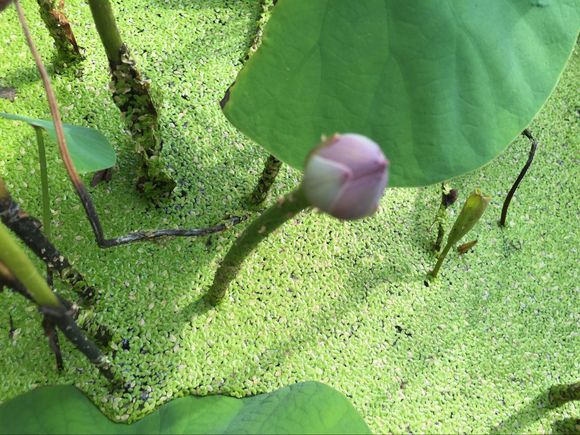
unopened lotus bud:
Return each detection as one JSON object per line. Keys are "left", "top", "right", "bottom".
{"left": 0, "top": 0, "right": 13, "bottom": 12}
{"left": 302, "top": 133, "right": 389, "bottom": 220}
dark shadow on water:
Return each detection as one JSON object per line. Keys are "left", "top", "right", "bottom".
{"left": 490, "top": 383, "right": 579, "bottom": 434}
{"left": 551, "top": 418, "right": 579, "bottom": 435}
{"left": 0, "top": 66, "right": 40, "bottom": 92}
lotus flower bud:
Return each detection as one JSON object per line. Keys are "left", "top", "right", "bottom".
{"left": 302, "top": 133, "right": 389, "bottom": 220}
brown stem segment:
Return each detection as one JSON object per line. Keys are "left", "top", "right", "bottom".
{"left": 1, "top": 178, "right": 98, "bottom": 304}
{"left": 207, "top": 187, "right": 309, "bottom": 305}
{"left": 499, "top": 129, "right": 538, "bottom": 227}
{"left": 40, "top": 303, "right": 118, "bottom": 383}
{"left": 249, "top": 154, "right": 283, "bottom": 206}
{"left": 42, "top": 314, "right": 64, "bottom": 371}
{"left": 36, "top": 0, "right": 82, "bottom": 69}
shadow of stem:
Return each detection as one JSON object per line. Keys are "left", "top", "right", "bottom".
{"left": 490, "top": 382, "right": 579, "bottom": 434}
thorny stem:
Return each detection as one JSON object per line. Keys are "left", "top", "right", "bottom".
{"left": 14, "top": 2, "right": 244, "bottom": 248}
{"left": 207, "top": 187, "right": 310, "bottom": 305}
{"left": 42, "top": 314, "right": 64, "bottom": 371}
{"left": 36, "top": 0, "right": 82, "bottom": 69}
{"left": 499, "top": 129, "right": 538, "bottom": 227}
{"left": 248, "top": 154, "right": 282, "bottom": 206}
{"left": 40, "top": 303, "right": 118, "bottom": 383}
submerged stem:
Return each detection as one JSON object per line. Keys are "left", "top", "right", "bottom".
{"left": 207, "top": 187, "right": 310, "bottom": 305}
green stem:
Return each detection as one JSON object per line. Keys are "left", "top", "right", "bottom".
{"left": 87, "top": 0, "right": 123, "bottom": 67}
{"left": 0, "top": 221, "right": 59, "bottom": 307}
{"left": 207, "top": 187, "right": 310, "bottom": 305}
{"left": 34, "top": 127, "right": 51, "bottom": 240}
{"left": 430, "top": 242, "right": 452, "bottom": 279}
{"left": 248, "top": 154, "right": 282, "bottom": 207}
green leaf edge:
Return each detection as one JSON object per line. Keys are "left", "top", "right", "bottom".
{"left": 0, "top": 112, "right": 116, "bottom": 173}
{"left": 0, "top": 381, "right": 371, "bottom": 435}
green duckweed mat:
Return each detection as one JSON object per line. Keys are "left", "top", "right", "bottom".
{"left": 0, "top": 1, "right": 578, "bottom": 433}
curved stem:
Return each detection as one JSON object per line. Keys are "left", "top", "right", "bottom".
{"left": 14, "top": 3, "right": 242, "bottom": 248}
{"left": 207, "top": 187, "right": 310, "bottom": 305}
{"left": 499, "top": 129, "right": 538, "bottom": 227}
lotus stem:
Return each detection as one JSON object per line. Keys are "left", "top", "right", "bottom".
{"left": 249, "top": 154, "right": 282, "bottom": 206}
{"left": 207, "top": 187, "right": 310, "bottom": 305}
{"left": 36, "top": 0, "right": 82, "bottom": 69}
{"left": 499, "top": 129, "right": 538, "bottom": 227}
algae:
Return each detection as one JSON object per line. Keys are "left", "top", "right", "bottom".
{"left": 0, "top": 1, "right": 577, "bottom": 433}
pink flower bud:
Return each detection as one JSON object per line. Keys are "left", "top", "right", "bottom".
{"left": 302, "top": 134, "right": 389, "bottom": 220}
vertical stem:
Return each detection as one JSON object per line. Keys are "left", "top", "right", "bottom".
{"left": 433, "top": 183, "right": 457, "bottom": 252}
{"left": 430, "top": 242, "right": 452, "bottom": 279}
{"left": 34, "top": 127, "right": 51, "bottom": 240}
{"left": 207, "top": 187, "right": 310, "bottom": 305}
{"left": 36, "top": 0, "right": 82, "bottom": 68}
{"left": 87, "top": 0, "right": 123, "bottom": 67}
{"left": 249, "top": 154, "right": 282, "bottom": 206}
{"left": 499, "top": 129, "right": 538, "bottom": 227}
{"left": 87, "top": 0, "right": 173, "bottom": 198}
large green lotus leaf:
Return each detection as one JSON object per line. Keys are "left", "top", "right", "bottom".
{"left": 0, "top": 382, "right": 370, "bottom": 434}
{"left": 223, "top": 0, "right": 579, "bottom": 187}
{"left": 0, "top": 113, "right": 116, "bottom": 173}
